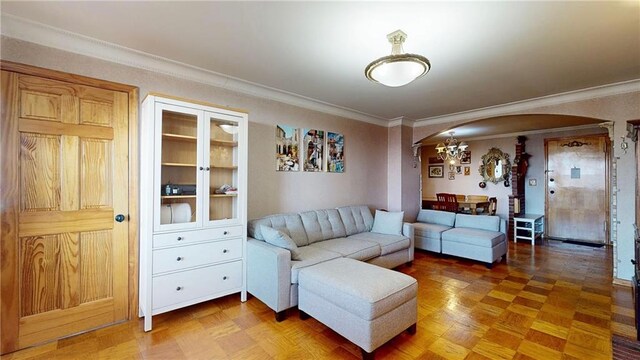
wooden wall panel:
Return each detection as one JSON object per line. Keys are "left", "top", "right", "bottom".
{"left": 20, "top": 133, "right": 60, "bottom": 212}
{"left": 81, "top": 139, "right": 112, "bottom": 209}
{"left": 80, "top": 231, "right": 112, "bottom": 303}
{"left": 20, "top": 235, "right": 60, "bottom": 316}
{"left": 61, "top": 135, "right": 79, "bottom": 211}
{"left": 19, "top": 91, "right": 60, "bottom": 121}
{"left": 80, "top": 99, "right": 112, "bottom": 127}
{"left": 59, "top": 233, "right": 80, "bottom": 309}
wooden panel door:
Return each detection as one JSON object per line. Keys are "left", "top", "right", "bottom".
{"left": 1, "top": 71, "right": 129, "bottom": 353}
{"left": 545, "top": 134, "right": 610, "bottom": 243}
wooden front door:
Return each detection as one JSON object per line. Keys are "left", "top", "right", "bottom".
{"left": 545, "top": 134, "right": 610, "bottom": 243}
{"left": 1, "top": 69, "right": 130, "bottom": 353}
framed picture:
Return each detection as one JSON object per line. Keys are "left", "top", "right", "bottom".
{"left": 460, "top": 150, "right": 471, "bottom": 164}
{"left": 428, "top": 156, "right": 444, "bottom": 164}
{"left": 449, "top": 164, "right": 456, "bottom": 172}
{"left": 448, "top": 172, "right": 456, "bottom": 180}
{"left": 456, "top": 166, "right": 462, "bottom": 175}
{"left": 303, "top": 129, "right": 324, "bottom": 172}
{"left": 428, "top": 165, "right": 444, "bottom": 178}
{"left": 326, "top": 132, "right": 344, "bottom": 173}
{"left": 464, "top": 166, "right": 471, "bottom": 176}
{"left": 275, "top": 125, "right": 299, "bottom": 171}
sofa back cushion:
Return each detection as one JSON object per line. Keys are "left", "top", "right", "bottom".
{"left": 248, "top": 213, "right": 309, "bottom": 246}
{"left": 300, "top": 209, "right": 347, "bottom": 244}
{"left": 455, "top": 214, "right": 500, "bottom": 232}
{"left": 416, "top": 209, "right": 456, "bottom": 227}
{"left": 337, "top": 205, "right": 374, "bottom": 236}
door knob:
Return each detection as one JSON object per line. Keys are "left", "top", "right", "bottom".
{"left": 115, "top": 214, "right": 126, "bottom": 222}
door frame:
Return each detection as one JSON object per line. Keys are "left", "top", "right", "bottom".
{"left": 0, "top": 61, "right": 140, "bottom": 321}
{"left": 544, "top": 133, "right": 611, "bottom": 243}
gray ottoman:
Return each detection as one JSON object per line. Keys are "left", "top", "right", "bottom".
{"left": 298, "top": 258, "right": 417, "bottom": 359}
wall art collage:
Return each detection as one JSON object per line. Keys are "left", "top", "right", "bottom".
{"left": 276, "top": 125, "right": 344, "bottom": 173}
{"left": 427, "top": 151, "right": 471, "bottom": 180}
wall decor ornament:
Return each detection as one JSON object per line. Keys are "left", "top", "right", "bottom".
{"left": 448, "top": 172, "right": 456, "bottom": 180}
{"left": 276, "top": 125, "right": 299, "bottom": 171}
{"left": 464, "top": 166, "right": 470, "bottom": 176}
{"left": 478, "top": 147, "right": 511, "bottom": 184}
{"left": 460, "top": 150, "right": 471, "bottom": 164}
{"left": 303, "top": 129, "right": 324, "bottom": 172}
{"left": 327, "top": 132, "right": 344, "bottom": 173}
{"left": 428, "top": 165, "right": 444, "bottom": 178}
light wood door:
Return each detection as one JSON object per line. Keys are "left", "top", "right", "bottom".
{"left": 1, "top": 71, "right": 129, "bottom": 353}
{"left": 545, "top": 134, "right": 609, "bottom": 243}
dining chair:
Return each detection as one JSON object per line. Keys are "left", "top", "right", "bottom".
{"left": 435, "top": 193, "right": 459, "bottom": 213}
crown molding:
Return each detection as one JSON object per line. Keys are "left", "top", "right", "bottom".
{"left": 0, "top": 14, "right": 389, "bottom": 127}
{"left": 387, "top": 116, "right": 414, "bottom": 127}
{"left": 419, "top": 123, "right": 605, "bottom": 145}
{"left": 413, "top": 79, "right": 640, "bottom": 128}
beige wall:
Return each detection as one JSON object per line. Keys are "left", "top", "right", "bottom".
{"left": 414, "top": 92, "right": 640, "bottom": 281}
{"left": 0, "top": 36, "right": 389, "bottom": 220}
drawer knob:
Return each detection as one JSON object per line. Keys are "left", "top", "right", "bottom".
{"left": 223, "top": 231, "right": 229, "bottom": 235}
{"left": 176, "top": 286, "right": 183, "bottom": 291}
{"left": 177, "top": 236, "right": 183, "bottom": 241}
{"left": 223, "top": 249, "right": 229, "bottom": 253}
{"left": 223, "top": 276, "right": 228, "bottom": 280}
{"left": 176, "top": 256, "right": 183, "bottom": 261}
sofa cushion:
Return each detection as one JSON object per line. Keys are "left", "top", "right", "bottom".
{"left": 441, "top": 227, "right": 506, "bottom": 247}
{"left": 413, "top": 222, "right": 452, "bottom": 240}
{"left": 248, "top": 213, "right": 309, "bottom": 246}
{"left": 454, "top": 214, "right": 500, "bottom": 232}
{"left": 300, "top": 209, "right": 347, "bottom": 244}
{"left": 371, "top": 210, "right": 404, "bottom": 236}
{"left": 416, "top": 209, "right": 456, "bottom": 227}
{"left": 347, "top": 232, "right": 411, "bottom": 255}
{"left": 290, "top": 247, "right": 342, "bottom": 284}
{"left": 260, "top": 225, "right": 302, "bottom": 260}
{"left": 309, "top": 238, "right": 381, "bottom": 261}
{"left": 337, "top": 205, "right": 374, "bottom": 236}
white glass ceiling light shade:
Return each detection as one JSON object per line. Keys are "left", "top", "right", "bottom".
{"left": 365, "top": 30, "right": 431, "bottom": 87}
{"left": 219, "top": 124, "right": 238, "bottom": 134}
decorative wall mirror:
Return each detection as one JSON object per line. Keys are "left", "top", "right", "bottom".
{"left": 478, "top": 147, "right": 511, "bottom": 184}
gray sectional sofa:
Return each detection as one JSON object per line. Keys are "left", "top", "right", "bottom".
{"left": 413, "top": 209, "right": 507, "bottom": 267}
{"left": 246, "top": 205, "right": 414, "bottom": 320}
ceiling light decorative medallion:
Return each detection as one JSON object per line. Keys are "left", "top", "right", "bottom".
{"left": 435, "top": 132, "right": 468, "bottom": 164}
{"left": 365, "top": 29, "right": 431, "bottom": 87}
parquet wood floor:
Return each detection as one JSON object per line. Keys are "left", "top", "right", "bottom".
{"left": 2, "top": 240, "right": 636, "bottom": 359}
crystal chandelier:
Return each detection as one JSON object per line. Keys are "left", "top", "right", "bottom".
{"left": 436, "top": 132, "right": 468, "bottom": 164}
{"left": 365, "top": 30, "right": 431, "bottom": 87}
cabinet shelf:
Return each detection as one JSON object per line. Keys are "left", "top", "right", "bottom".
{"left": 211, "top": 194, "right": 237, "bottom": 198}
{"left": 161, "top": 195, "right": 197, "bottom": 199}
{"left": 162, "top": 162, "right": 197, "bottom": 167}
{"left": 212, "top": 165, "right": 238, "bottom": 170}
{"left": 162, "top": 133, "right": 197, "bottom": 142}
{"left": 211, "top": 139, "right": 238, "bottom": 147}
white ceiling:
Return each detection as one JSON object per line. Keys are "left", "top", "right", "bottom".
{"left": 2, "top": 1, "right": 639, "bottom": 124}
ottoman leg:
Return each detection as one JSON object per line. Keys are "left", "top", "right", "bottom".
{"left": 299, "top": 310, "right": 310, "bottom": 320}
{"left": 361, "top": 348, "right": 375, "bottom": 360}
{"left": 407, "top": 323, "right": 417, "bottom": 335}
{"left": 485, "top": 262, "right": 493, "bottom": 269}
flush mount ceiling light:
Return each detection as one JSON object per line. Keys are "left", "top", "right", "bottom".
{"left": 365, "top": 29, "right": 431, "bottom": 87}
{"left": 436, "top": 132, "right": 468, "bottom": 164}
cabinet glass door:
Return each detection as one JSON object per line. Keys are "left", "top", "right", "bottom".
{"left": 206, "top": 112, "right": 239, "bottom": 223}
{"left": 156, "top": 104, "right": 202, "bottom": 229}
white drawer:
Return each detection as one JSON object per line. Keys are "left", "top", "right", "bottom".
{"left": 152, "top": 261, "right": 242, "bottom": 311}
{"left": 152, "top": 239, "right": 242, "bottom": 274}
{"left": 153, "top": 226, "right": 243, "bottom": 248}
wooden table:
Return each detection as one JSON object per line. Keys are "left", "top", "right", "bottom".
{"left": 457, "top": 200, "right": 490, "bottom": 215}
